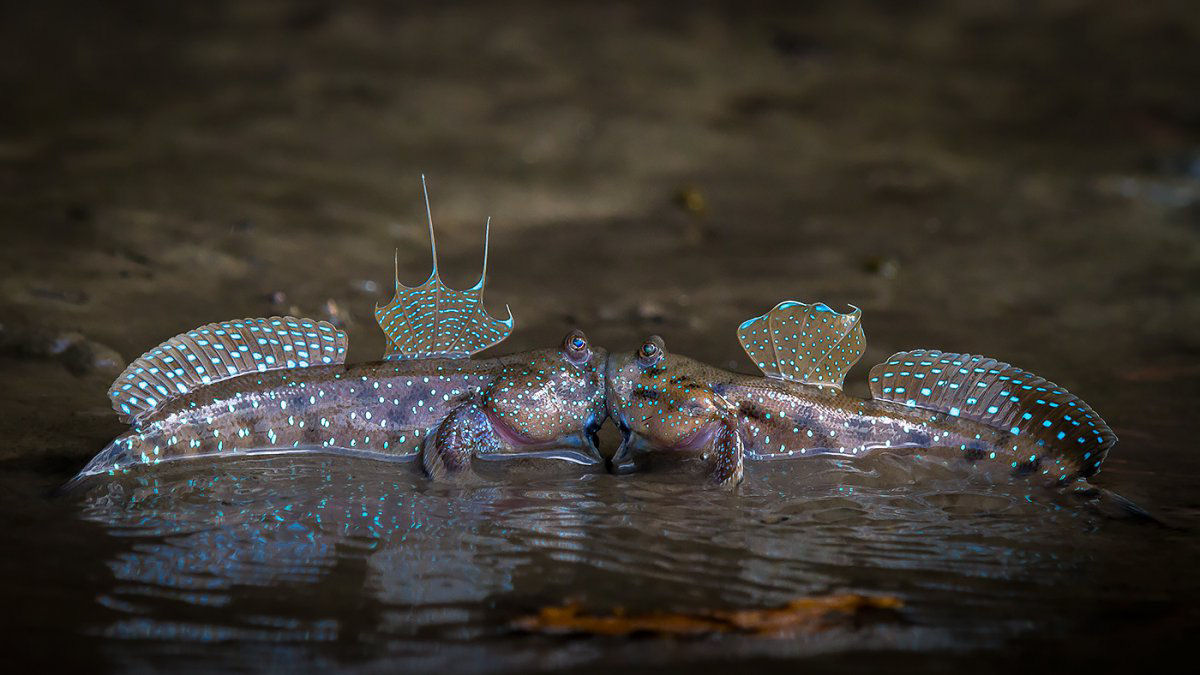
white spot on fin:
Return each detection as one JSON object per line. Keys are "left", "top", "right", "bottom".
{"left": 735, "top": 300, "right": 865, "bottom": 390}
{"left": 374, "top": 177, "right": 514, "bottom": 360}
{"left": 106, "top": 316, "right": 347, "bottom": 424}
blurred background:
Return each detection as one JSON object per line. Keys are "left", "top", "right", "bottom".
{"left": 2, "top": 0, "right": 1199, "bottom": 671}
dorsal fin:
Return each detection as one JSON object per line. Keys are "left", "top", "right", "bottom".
{"left": 374, "top": 177, "right": 514, "bottom": 360}
{"left": 108, "top": 316, "right": 347, "bottom": 424}
{"left": 736, "top": 300, "right": 865, "bottom": 390}
{"left": 868, "top": 349, "right": 1117, "bottom": 478}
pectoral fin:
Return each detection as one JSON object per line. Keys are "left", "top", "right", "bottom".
{"left": 421, "top": 401, "right": 501, "bottom": 479}
{"left": 706, "top": 416, "right": 744, "bottom": 486}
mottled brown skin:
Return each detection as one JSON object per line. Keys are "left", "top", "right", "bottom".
{"left": 607, "top": 337, "right": 1043, "bottom": 486}
{"left": 74, "top": 331, "right": 608, "bottom": 483}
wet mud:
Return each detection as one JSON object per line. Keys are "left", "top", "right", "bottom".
{"left": 2, "top": 1, "right": 1199, "bottom": 672}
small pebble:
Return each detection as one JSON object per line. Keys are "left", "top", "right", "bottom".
{"left": 862, "top": 256, "right": 900, "bottom": 279}
{"left": 636, "top": 300, "right": 666, "bottom": 323}
{"left": 61, "top": 339, "right": 124, "bottom": 376}
{"left": 672, "top": 187, "right": 707, "bottom": 216}
{"left": 324, "top": 298, "right": 350, "bottom": 327}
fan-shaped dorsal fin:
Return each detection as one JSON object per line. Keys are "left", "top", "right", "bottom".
{"left": 736, "top": 300, "right": 865, "bottom": 390}
{"left": 374, "top": 177, "right": 514, "bottom": 360}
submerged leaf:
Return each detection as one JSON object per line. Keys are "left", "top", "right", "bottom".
{"left": 512, "top": 594, "right": 902, "bottom": 637}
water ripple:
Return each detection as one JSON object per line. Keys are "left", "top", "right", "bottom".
{"left": 69, "top": 452, "right": 1174, "bottom": 670}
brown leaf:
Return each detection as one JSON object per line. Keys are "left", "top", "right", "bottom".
{"left": 512, "top": 594, "right": 902, "bottom": 637}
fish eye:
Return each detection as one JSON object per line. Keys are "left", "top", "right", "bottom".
{"left": 562, "top": 329, "right": 591, "bottom": 363}
{"left": 637, "top": 335, "right": 665, "bottom": 366}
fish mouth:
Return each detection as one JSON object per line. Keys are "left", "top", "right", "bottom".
{"left": 584, "top": 412, "right": 605, "bottom": 457}
{"left": 609, "top": 416, "right": 637, "bottom": 473}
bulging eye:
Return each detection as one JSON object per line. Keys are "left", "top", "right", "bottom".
{"left": 562, "top": 329, "right": 591, "bottom": 363}
{"left": 637, "top": 335, "right": 665, "bottom": 366}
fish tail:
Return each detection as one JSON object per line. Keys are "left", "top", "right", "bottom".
{"left": 67, "top": 424, "right": 230, "bottom": 487}
{"left": 869, "top": 350, "right": 1117, "bottom": 480}
{"left": 61, "top": 431, "right": 160, "bottom": 490}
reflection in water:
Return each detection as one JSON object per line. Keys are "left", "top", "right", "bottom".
{"left": 74, "top": 453, "right": 1148, "bottom": 670}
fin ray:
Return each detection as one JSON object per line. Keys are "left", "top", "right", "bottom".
{"left": 737, "top": 300, "right": 865, "bottom": 390}
{"left": 375, "top": 186, "right": 513, "bottom": 360}
{"left": 868, "top": 349, "right": 1117, "bottom": 477}
{"left": 107, "top": 316, "right": 347, "bottom": 424}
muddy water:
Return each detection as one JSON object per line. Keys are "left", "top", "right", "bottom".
{"left": 13, "top": 441, "right": 1200, "bottom": 672}
{"left": 3, "top": 0, "right": 1200, "bottom": 671}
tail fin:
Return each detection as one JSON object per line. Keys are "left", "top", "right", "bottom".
{"left": 868, "top": 349, "right": 1117, "bottom": 477}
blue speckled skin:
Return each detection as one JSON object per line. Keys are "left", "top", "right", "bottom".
{"left": 76, "top": 338, "right": 608, "bottom": 483}
{"left": 77, "top": 185, "right": 613, "bottom": 486}
{"left": 607, "top": 346, "right": 1065, "bottom": 486}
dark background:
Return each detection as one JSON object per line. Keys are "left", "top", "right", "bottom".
{"left": 1, "top": 0, "right": 1198, "bottom": 671}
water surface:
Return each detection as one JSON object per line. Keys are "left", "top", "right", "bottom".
{"left": 10, "top": 432, "right": 1188, "bottom": 672}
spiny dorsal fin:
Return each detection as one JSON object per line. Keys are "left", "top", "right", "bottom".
{"left": 736, "top": 300, "right": 865, "bottom": 390}
{"left": 374, "top": 176, "right": 514, "bottom": 360}
{"left": 868, "top": 349, "right": 1117, "bottom": 478}
{"left": 108, "top": 316, "right": 347, "bottom": 424}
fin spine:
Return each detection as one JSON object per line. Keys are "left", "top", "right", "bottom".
{"left": 374, "top": 180, "right": 513, "bottom": 360}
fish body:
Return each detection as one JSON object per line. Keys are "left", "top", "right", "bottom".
{"left": 607, "top": 301, "right": 1117, "bottom": 486}
{"left": 609, "top": 352, "right": 1053, "bottom": 481}
{"left": 78, "top": 344, "right": 607, "bottom": 482}
{"left": 71, "top": 181, "right": 608, "bottom": 486}
{"left": 70, "top": 179, "right": 1118, "bottom": 489}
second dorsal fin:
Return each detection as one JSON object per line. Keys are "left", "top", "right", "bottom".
{"left": 374, "top": 177, "right": 514, "bottom": 360}
{"left": 736, "top": 300, "right": 866, "bottom": 390}
{"left": 108, "top": 316, "right": 347, "bottom": 424}
{"left": 868, "top": 349, "right": 1117, "bottom": 478}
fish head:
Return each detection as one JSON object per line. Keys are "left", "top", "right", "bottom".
{"left": 605, "top": 335, "right": 733, "bottom": 472}
{"left": 484, "top": 329, "right": 608, "bottom": 464}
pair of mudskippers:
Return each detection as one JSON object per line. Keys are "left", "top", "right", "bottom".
{"left": 73, "top": 203, "right": 1117, "bottom": 489}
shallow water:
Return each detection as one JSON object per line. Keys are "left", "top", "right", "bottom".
{"left": 8, "top": 436, "right": 1191, "bottom": 672}
{"left": 3, "top": 0, "right": 1200, "bottom": 671}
